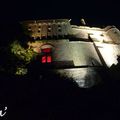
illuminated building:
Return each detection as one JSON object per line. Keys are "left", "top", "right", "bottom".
{"left": 21, "top": 19, "right": 120, "bottom": 88}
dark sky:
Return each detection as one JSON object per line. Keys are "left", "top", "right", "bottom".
{"left": 0, "top": 0, "right": 120, "bottom": 26}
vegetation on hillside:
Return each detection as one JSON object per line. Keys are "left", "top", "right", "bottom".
{"left": 10, "top": 40, "right": 37, "bottom": 75}
{"left": 0, "top": 39, "right": 38, "bottom": 76}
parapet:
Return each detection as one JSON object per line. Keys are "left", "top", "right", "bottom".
{"left": 21, "top": 19, "right": 72, "bottom": 39}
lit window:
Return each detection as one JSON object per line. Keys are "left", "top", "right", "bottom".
{"left": 41, "top": 46, "right": 52, "bottom": 64}
{"left": 41, "top": 55, "right": 52, "bottom": 63}
{"left": 42, "top": 56, "right": 46, "bottom": 63}
{"left": 47, "top": 56, "right": 52, "bottom": 63}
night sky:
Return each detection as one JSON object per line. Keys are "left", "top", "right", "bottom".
{"left": 0, "top": 0, "right": 120, "bottom": 27}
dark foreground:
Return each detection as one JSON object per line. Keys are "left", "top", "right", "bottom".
{"left": 0, "top": 66, "right": 120, "bottom": 120}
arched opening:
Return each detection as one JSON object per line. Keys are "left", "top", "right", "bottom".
{"left": 40, "top": 44, "right": 54, "bottom": 64}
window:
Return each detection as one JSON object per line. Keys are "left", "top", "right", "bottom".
{"left": 28, "top": 26, "right": 31, "bottom": 31}
{"left": 47, "top": 56, "right": 52, "bottom": 63}
{"left": 28, "top": 26, "right": 31, "bottom": 29}
{"left": 42, "top": 56, "right": 46, "bottom": 63}
{"left": 41, "top": 48, "right": 52, "bottom": 63}
{"left": 48, "top": 25, "right": 51, "bottom": 29}
{"left": 58, "top": 25, "right": 61, "bottom": 32}
{"left": 41, "top": 55, "right": 52, "bottom": 63}
{"left": 58, "top": 29, "right": 61, "bottom": 32}
{"left": 48, "top": 29, "right": 51, "bottom": 32}
{"left": 48, "top": 25, "right": 51, "bottom": 32}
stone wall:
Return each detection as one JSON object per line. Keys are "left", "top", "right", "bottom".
{"left": 21, "top": 19, "right": 72, "bottom": 39}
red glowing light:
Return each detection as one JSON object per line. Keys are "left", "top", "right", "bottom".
{"left": 42, "top": 56, "right": 46, "bottom": 63}
{"left": 41, "top": 55, "right": 52, "bottom": 63}
{"left": 41, "top": 47, "right": 52, "bottom": 63}
{"left": 42, "top": 48, "right": 51, "bottom": 53}
{"left": 47, "top": 56, "right": 52, "bottom": 63}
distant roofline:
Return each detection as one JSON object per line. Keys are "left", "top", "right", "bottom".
{"left": 21, "top": 19, "right": 71, "bottom": 24}
{"left": 71, "top": 25, "right": 116, "bottom": 32}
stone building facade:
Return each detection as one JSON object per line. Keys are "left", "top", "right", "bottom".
{"left": 21, "top": 19, "right": 71, "bottom": 39}
{"left": 21, "top": 19, "right": 120, "bottom": 88}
